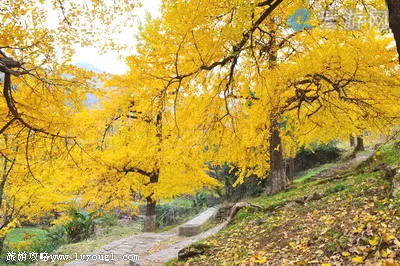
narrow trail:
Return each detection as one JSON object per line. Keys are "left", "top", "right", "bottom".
{"left": 65, "top": 206, "right": 224, "bottom": 266}
{"left": 309, "top": 148, "right": 374, "bottom": 181}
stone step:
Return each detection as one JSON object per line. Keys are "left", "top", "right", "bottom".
{"left": 178, "top": 224, "right": 201, "bottom": 237}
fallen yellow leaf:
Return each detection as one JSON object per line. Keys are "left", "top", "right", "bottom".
{"left": 394, "top": 238, "right": 400, "bottom": 248}
{"left": 352, "top": 256, "right": 365, "bottom": 263}
{"left": 369, "top": 236, "right": 380, "bottom": 246}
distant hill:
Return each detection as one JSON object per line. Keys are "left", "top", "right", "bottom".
{"left": 0, "top": 62, "right": 101, "bottom": 107}
{"left": 74, "top": 62, "right": 103, "bottom": 74}
{"left": 74, "top": 62, "right": 102, "bottom": 107}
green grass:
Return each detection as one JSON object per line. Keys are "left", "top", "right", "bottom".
{"left": 246, "top": 163, "right": 339, "bottom": 208}
{"left": 6, "top": 227, "right": 47, "bottom": 245}
{"left": 159, "top": 197, "right": 194, "bottom": 207}
{"left": 379, "top": 143, "right": 400, "bottom": 165}
{"left": 294, "top": 163, "right": 336, "bottom": 184}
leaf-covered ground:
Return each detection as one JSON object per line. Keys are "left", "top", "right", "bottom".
{"left": 170, "top": 144, "right": 400, "bottom": 266}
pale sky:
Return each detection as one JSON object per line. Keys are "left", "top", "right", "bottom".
{"left": 71, "top": 0, "right": 161, "bottom": 74}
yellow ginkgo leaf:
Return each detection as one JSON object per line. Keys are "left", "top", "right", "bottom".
{"left": 352, "top": 256, "right": 365, "bottom": 263}
{"left": 381, "top": 248, "right": 391, "bottom": 258}
{"left": 342, "top": 251, "right": 351, "bottom": 257}
{"left": 394, "top": 238, "right": 400, "bottom": 248}
{"left": 382, "top": 234, "right": 395, "bottom": 242}
{"left": 369, "top": 236, "right": 380, "bottom": 246}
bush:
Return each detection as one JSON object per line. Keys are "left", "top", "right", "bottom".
{"left": 45, "top": 225, "right": 67, "bottom": 248}
{"left": 63, "top": 208, "right": 100, "bottom": 243}
{"left": 206, "top": 162, "right": 264, "bottom": 202}
{"left": 99, "top": 213, "right": 118, "bottom": 228}
{"left": 294, "top": 140, "right": 342, "bottom": 172}
{"left": 327, "top": 183, "right": 346, "bottom": 194}
{"left": 192, "top": 192, "right": 207, "bottom": 212}
{"left": 155, "top": 198, "right": 199, "bottom": 228}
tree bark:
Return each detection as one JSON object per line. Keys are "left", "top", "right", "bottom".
{"left": 350, "top": 135, "right": 355, "bottom": 147}
{"left": 0, "top": 236, "right": 5, "bottom": 257}
{"left": 386, "top": 0, "right": 400, "bottom": 63}
{"left": 143, "top": 96, "right": 164, "bottom": 232}
{"left": 286, "top": 157, "right": 295, "bottom": 181}
{"left": 355, "top": 136, "right": 365, "bottom": 152}
{"left": 144, "top": 197, "right": 157, "bottom": 232}
{"left": 268, "top": 119, "right": 287, "bottom": 195}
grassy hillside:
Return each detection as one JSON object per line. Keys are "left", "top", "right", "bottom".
{"left": 170, "top": 144, "right": 400, "bottom": 266}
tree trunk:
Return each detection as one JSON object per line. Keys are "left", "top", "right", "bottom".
{"left": 355, "top": 136, "right": 365, "bottom": 152}
{"left": 144, "top": 197, "right": 157, "bottom": 232}
{"left": 350, "top": 135, "right": 355, "bottom": 147}
{"left": 224, "top": 176, "right": 233, "bottom": 200}
{"left": 143, "top": 171, "right": 159, "bottom": 232}
{"left": 286, "top": 157, "right": 295, "bottom": 182}
{"left": 143, "top": 100, "right": 163, "bottom": 232}
{"left": 268, "top": 119, "right": 287, "bottom": 195}
{"left": 0, "top": 236, "right": 5, "bottom": 257}
{"left": 386, "top": 0, "right": 400, "bottom": 63}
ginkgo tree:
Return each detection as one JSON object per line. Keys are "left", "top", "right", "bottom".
{"left": 120, "top": 0, "right": 400, "bottom": 197}
{"left": 0, "top": 0, "right": 142, "bottom": 254}
{"left": 75, "top": 19, "right": 223, "bottom": 231}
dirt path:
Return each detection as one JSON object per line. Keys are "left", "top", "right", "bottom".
{"left": 309, "top": 148, "right": 374, "bottom": 181}
{"left": 65, "top": 206, "right": 224, "bottom": 266}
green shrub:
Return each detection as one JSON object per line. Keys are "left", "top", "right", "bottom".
{"left": 237, "top": 208, "right": 254, "bottom": 221}
{"left": 45, "top": 225, "right": 67, "bottom": 248}
{"left": 63, "top": 208, "right": 100, "bottom": 243}
{"left": 327, "top": 183, "right": 346, "bottom": 194}
{"left": 380, "top": 143, "right": 400, "bottom": 165}
{"left": 206, "top": 162, "right": 264, "bottom": 202}
{"left": 155, "top": 198, "right": 199, "bottom": 228}
{"left": 295, "top": 140, "right": 342, "bottom": 172}
{"left": 156, "top": 204, "right": 176, "bottom": 228}
{"left": 192, "top": 192, "right": 206, "bottom": 212}
{"left": 99, "top": 213, "right": 118, "bottom": 228}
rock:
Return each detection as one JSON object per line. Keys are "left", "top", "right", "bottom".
{"left": 392, "top": 169, "right": 400, "bottom": 198}
{"left": 283, "top": 201, "right": 303, "bottom": 209}
{"left": 372, "top": 163, "right": 397, "bottom": 179}
{"left": 214, "top": 204, "right": 233, "bottom": 220}
{"left": 178, "top": 224, "right": 201, "bottom": 237}
{"left": 178, "top": 243, "right": 210, "bottom": 260}
{"left": 384, "top": 166, "right": 398, "bottom": 179}
{"left": 129, "top": 261, "right": 143, "bottom": 266}
{"left": 394, "top": 141, "right": 400, "bottom": 150}
{"left": 228, "top": 202, "right": 264, "bottom": 224}
{"left": 205, "top": 195, "right": 222, "bottom": 207}
{"left": 255, "top": 218, "right": 264, "bottom": 225}
{"left": 306, "top": 192, "right": 325, "bottom": 201}
{"left": 291, "top": 192, "right": 326, "bottom": 206}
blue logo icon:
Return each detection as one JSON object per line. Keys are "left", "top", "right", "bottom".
{"left": 287, "top": 8, "right": 313, "bottom": 31}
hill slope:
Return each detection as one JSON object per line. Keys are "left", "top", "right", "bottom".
{"left": 171, "top": 144, "right": 400, "bottom": 266}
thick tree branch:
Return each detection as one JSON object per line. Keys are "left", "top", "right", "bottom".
{"left": 386, "top": 0, "right": 400, "bottom": 63}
